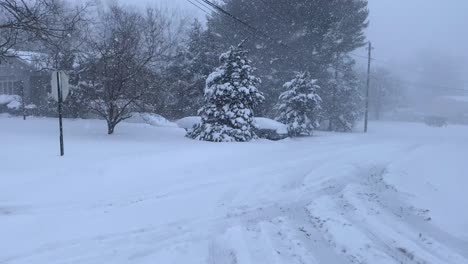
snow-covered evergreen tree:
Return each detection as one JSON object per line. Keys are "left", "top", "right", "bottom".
{"left": 187, "top": 44, "right": 264, "bottom": 142}
{"left": 163, "top": 19, "right": 220, "bottom": 118}
{"left": 322, "top": 56, "right": 362, "bottom": 132}
{"left": 186, "top": 20, "right": 219, "bottom": 81}
{"left": 276, "top": 72, "right": 322, "bottom": 137}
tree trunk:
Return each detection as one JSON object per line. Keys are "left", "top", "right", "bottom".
{"left": 107, "top": 121, "right": 115, "bottom": 135}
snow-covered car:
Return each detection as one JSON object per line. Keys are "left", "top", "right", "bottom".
{"left": 176, "top": 116, "right": 288, "bottom": 141}
{"left": 253, "top": 117, "right": 288, "bottom": 141}
{"left": 424, "top": 116, "right": 448, "bottom": 127}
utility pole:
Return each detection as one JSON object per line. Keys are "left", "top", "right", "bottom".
{"left": 364, "top": 41, "right": 372, "bottom": 133}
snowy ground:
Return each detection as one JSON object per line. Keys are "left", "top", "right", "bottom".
{"left": 1, "top": 115, "right": 467, "bottom": 264}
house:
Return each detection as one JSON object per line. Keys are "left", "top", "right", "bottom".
{"left": 0, "top": 51, "right": 50, "bottom": 109}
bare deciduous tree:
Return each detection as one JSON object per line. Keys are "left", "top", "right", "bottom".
{"left": 0, "top": 0, "right": 89, "bottom": 61}
{"left": 81, "top": 5, "right": 176, "bottom": 134}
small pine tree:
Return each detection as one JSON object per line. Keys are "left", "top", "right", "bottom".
{"left": 187, "top": 44, "right": 264, "bottom": 142}
{"left": 276, "top": 72, "right": 322, "bottom": 137}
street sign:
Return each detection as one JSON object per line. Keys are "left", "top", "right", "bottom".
{"left": 51, "top": 71, "right": 70, "bottom": 101}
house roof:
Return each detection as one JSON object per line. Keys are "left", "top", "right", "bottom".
{"left": 12, "top": 50, "right": 50, "bottom": 70}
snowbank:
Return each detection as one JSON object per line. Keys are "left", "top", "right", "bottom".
{"left": 1, "top": 118, "right": 468, "bottom": 263}
{"left": 176, "top": 116, "right": 201, "bottom": 130}
{"left": 125, "top": 112, "right": 178, "bottom": 128}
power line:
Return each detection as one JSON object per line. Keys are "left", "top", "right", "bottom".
{"left": 193, "top": 0, "right": 218, "bottom": 15}
{"left": 392, "top": 79, "right": 468, "bottom": 92}
{"left": 188, "top": 0, "right": 468, "bottom": 93}
{"left": 350, "top": 48, "right": 468, "bottom": 81}
{"left": 198, "top": 0, "right": 301, "bottom": 53}
{"left": 199, "top": 0, "right": 271, "bottom": 41}
{"left": 349, "top": 52, "right": 371, "bottom": 60}
{"left": 188, "top": 0, "right": 265, "bottom": 46}
{"left": 192, "top": 0, "right": 371, "bottom": 61}
{"left": 256, "top": 0, "right": 375, "bottom": 63}
{"left": 348, "top": 48, "right": 468, "bottom": 92}
{"left": 186, "top": 0, "right": 214, "bottom": 17}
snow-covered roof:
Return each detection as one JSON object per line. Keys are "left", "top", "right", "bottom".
{"left": 13, "top": 50, "right": 49, "bottom": 70}
{"left": 0, "top": 95, "right": 21, "bottom": 110}
{"left": 0, "top": 94, "right": 20, "bottom": 105}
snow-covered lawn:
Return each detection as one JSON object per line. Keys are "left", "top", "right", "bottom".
{"left": 1, "top": 116, "right": 467, "bottom": 264}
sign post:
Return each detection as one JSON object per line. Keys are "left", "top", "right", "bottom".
{"left": 51, "top": 71, "right": 69, "bottom": 156}
{"left": 19, "top": 81, "right": 26, "bottom": 120}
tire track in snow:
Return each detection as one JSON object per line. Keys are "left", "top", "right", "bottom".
{"left": 4, "top": 142, "right": 456, "bottom": 264}
{"left": 306, "top": 164, "right": 468, "bottom": 264}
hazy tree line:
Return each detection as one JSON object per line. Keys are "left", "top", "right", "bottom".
{"left": 1, "top": 0, "right": 404, "bottom": 136}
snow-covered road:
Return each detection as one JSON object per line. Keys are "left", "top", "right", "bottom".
{"left": 1, "top": 116, "right": 467, "bottom": 263}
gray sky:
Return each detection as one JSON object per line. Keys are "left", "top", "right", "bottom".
{"left": 121, "top": 0, "right": 468, "bottom": 87}
{"left": 366, "top": 0, "right": 468, "bottom": 62}
{"left": 126, "top": 1, "right": 468, "bottom": 57}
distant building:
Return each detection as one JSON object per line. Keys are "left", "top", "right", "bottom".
{"left": 0, "top": 51, "right": 50, "bottom": 107}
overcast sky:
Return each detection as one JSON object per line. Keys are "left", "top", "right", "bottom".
{"left": 120, "top": 0, "right": 468, "bottom": 85}
{"left": 366, "top": 0, "right": 468, "bottom": 62}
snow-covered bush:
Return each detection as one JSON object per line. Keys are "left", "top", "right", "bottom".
{"left": 0, "top": 95, "right": 21, "bottom": 113}
{"left": 276, "top": 72, "right": 322, "bottom": 137}
{"left": 176, "top": 116, "right": 201, "bottom": 130}
{"left": 0, "top": 95, "right": 20, "bottom": 106}
{"left": 7, "top": 100, "right": 21, "bottom": 110}
{"left": 187, "top": 44, "right": 264, "bottom": 142}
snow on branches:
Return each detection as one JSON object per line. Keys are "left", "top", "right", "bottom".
{"left": 276, "top": 72, "right": 322, "bottom": 137}
{"left": 187, "top": 44, "right": 264, "bottom": 142}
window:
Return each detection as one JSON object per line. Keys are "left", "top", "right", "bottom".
{"left": 0, "top": 81, "right": 17, "bottom": 95}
